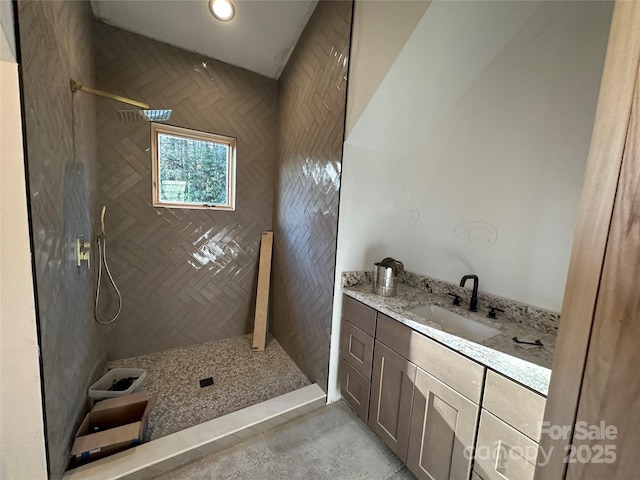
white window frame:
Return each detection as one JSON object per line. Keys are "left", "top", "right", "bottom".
{"left": 150, "top": 123, "right": 236, "bottom": 211}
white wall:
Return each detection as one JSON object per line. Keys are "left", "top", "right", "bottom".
{"left": 399, "top": 0, "right": 612, "bottom": 310}
{"left": 346, "top": 0, "right": 429, "bottom": 136}
{"left": 347, "top": 0, "right": 543, "bottom": 157}
{"left": 328, "top": 0, "right": 612, "bottom": 401}
{"left": 0, "top": 4, "right": 48, "bottom": 477}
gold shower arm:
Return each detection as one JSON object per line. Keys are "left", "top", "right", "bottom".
{"left": 70, "top": 79, "right": 150, "bottom": 109}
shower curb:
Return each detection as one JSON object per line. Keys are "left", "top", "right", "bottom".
{"left": 62, "top": 384, "right": 326, "bottom": 480}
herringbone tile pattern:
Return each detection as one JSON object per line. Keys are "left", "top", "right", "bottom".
{"left": 19, "top": 3, "right": 348, "bottom": 474}
{"left": 272, "top": 0, "right": 352, "bottom": 390}
{"left": 17, "top": 1, "right": 106, "bottom": 478}
{"left": 94, "top": 22, "right": 278, "bottom": 360}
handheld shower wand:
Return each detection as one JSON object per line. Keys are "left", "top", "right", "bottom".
{"left": 100, "top": 205, "right": 107, "bottom": 237}
{"left": 95, "top": 206, "right": 122, "bottom": 325}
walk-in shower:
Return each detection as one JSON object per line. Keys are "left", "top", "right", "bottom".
{"left": 14, "top": 0, "right": 352, "bottom": 473}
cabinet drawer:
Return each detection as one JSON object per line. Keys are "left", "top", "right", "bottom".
{"left": 340, "top": 360, "right": 371, "bottom": 422}
{"left": 376, "top": 313, "right": 485, "bottom": 403}
{"left": 341, "top": 321, "right": 374, "bottom": 379}
{"left": 474, "top": 410, "right": 538, "bottom": 480}
{"left": 342, "top": 295, "right": 377, "bottom": 336}
{"left": 483, "top": 370, "right": 546, "bottom": 441}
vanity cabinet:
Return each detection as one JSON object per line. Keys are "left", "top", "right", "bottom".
{"left": 375, "top": 312, "right": 484, "bottom": 403}
{"left": 372, "top": 311, "right": 484, "bottom": 479}
{"left": 339, "top": 294, "right": 547, "bottom": 480}
{"left": 473, "top": 371, "right": 547, "bottom": 480}
{"left": 339, "top": 296, "right": 377, "bottom": 422}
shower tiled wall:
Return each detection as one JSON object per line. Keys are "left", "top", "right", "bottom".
{"left": 272, "top": 0, "right": 352, "bottom": 390}
{"left": 17, "top": 1, "right": 105, "bottom": 477}
{"left": 94, "top": 23, "right": 277, "bottom": 359}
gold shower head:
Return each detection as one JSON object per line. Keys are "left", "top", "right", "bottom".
{"left": 70, "top": 79, "right": 172, "bottom": 122}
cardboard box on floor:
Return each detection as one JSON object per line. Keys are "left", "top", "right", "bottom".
{"left": 70, "top": 391, "right": 155, "bottom": 464}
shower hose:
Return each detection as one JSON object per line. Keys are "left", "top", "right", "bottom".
{"left": 95, "top": 206, "right": 122, "bottom": 325}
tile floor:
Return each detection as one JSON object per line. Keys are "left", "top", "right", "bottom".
{"left": 151, "top": 401, "right": 417, "bottom": 480}
{"left": 106, "top": 334, "right": 310, "bottom": 440}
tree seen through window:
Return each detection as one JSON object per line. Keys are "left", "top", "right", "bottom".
{"left": 151, "top": 123, "right": 236, "bottom": 210}
{"left": 158, "top": 134, "right": 228, "bottom": 204}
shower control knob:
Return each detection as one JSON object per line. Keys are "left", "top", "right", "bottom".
{"left": 76, "top": 237, "right": 91, "bottom": 269}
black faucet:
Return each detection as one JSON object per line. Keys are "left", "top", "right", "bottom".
{"left": 459, "top": 274, "right": 479, "bottom": 312}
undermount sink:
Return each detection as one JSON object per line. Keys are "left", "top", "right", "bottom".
{"left": 408, "top": 304, "right": 501, "bottom": 342}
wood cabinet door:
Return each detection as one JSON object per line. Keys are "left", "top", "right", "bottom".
{"left": 407, "top": 367, "right": 479, "bottom": 480}
{"left": 340, "top": 359, "right": 371, "bottom": 422}
{"left": 368, "top": 340, "right": 416, "bottom": 462}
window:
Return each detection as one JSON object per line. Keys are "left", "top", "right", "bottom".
{"left": 151, "top": 123, "right": 236, "bottom": 210}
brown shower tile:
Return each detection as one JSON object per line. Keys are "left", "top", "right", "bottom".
{"left": 271, "top": 0, "right": 352, "bottom": 391}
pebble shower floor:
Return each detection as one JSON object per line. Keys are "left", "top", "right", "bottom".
{"left": 106, "top": 333, "right": 311, "bottom": 440}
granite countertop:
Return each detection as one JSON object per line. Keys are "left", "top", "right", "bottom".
{"left": 342, "top": 282, "right": 555, "bottom": 396}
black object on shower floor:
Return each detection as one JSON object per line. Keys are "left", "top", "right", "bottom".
{"left": 108, "top": 376, "right": 138, "bottom": 391}
{"left": 199, "top": 377, "right": 214, "bottom": 388}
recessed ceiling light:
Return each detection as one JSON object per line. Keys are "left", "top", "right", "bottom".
{"left": 209, "top": 0, "right": 235, "bottom": 22}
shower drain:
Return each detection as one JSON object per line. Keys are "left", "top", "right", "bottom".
{"left": 199, "top": 377, "right": 214, "bottom": 388}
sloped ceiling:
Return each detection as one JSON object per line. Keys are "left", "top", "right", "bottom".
{"left": 91, "top": 0, "right": 318, "bottom": 79}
